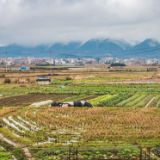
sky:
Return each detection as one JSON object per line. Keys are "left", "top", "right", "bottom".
{"left": 0, "top": 0, "right": 160, "bottom": 46}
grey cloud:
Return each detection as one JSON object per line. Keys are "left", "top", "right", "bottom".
{"left": 0, "top": 0, "right": 160, "bottom": 46}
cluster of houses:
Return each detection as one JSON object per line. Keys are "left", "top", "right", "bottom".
{"left": 0, "top": 57, "right": 160, "bottom": 66}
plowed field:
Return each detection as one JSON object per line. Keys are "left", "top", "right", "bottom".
{"left": 0, "top": 93, "right": 75, "bottom": 107}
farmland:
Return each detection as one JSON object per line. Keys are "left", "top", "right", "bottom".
{"left": 0, "top": 68, "right": 160, "bottom": 159}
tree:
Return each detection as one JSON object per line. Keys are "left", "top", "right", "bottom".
{"left": 110, "top": 63, "right": 126, "bottom": 67}
{"left": 95, "top": 57, "right": 101, "bottom": 64}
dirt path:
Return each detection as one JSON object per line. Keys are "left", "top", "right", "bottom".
{"left": 0, "top": 133, "right": 35, "bottom": 160}
{"left": 31, "top": 100, "right": 53, "bottom": 107}
{"left": 145, "top": 97, "right": 155, "bottom": 108}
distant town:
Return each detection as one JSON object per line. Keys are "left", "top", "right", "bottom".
{"left": 0, "top": 57, "right": 159, "bottom": 67}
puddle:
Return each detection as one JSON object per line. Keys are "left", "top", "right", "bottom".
{"left": 32, "top": 137, "right": 55, "bottom": 146}
{"left": 12, "top": 132, "right": 20, "bottom": 137}
{"left": 8, "top": 116, "right": 30, "bottom": 131}
{"left": 17, "top": 116, "right": 39, "bottom": 131}
{"left": 3, "top": 118, "right": 25, "bottom": 133}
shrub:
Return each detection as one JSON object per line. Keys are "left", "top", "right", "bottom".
{"left": 107, "top": 152, "right": 112, "bottom": 157}
{"left": 26, "top": 78, "right": 30, "bottom": 82}
{"left": 0, "top": 74, "right": 5, "bottom": 78}
{"left": 66, "top": 76, "right": 72, "bottom": 80}
{"left": 4, "top": 78, "right": 11, "bottom": 84}
{"left": 14, "top": 79, "right": 18, "bottom": 83}
{"left": 110, "top": 63, "right": 126, "bottom": 67}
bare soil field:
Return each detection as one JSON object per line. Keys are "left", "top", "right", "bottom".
{"left": 0, "top": 93, "right": 75, "bottom": 107}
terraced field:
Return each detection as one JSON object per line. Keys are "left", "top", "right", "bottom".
{"left": 0, "top": 106, "right": 159, "bottom": 159}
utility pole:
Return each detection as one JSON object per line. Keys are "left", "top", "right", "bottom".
{"left": 50, "top": 51, "right": 52, "bottom": 65}
{"left": 50, "top": 51, "right": 52, "bottom": 73}
{"left": 50, "top": 50, "right": 55, "bottom": 66}
{"left": 5, "top": 52, "right": 7, "bottom": 72}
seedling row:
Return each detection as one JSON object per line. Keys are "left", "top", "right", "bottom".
{"left": 1, "top": 107, "right": 160, "bottom": 147}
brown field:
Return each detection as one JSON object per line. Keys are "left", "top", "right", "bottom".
{"left": 0, "top": 93, "right": 75, "bottom": 107}
{"left": 0, "top": 64, "right": 159, "bottom": 86}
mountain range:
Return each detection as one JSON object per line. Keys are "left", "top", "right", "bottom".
{"left": 0, "top": 39, "right": 160, "bottom": 59}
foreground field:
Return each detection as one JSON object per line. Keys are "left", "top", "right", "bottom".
{"left": 0, "top": 68, "right": 160, "bottom": 159}
{"left": 1, "top": 107, "right": 160, "bottom": 146}
{"left": 0, "top": 106, "right": 160, "bottom": 159}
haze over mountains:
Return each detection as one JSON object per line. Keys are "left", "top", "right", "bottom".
{"left": 0, "top": 39, "right": 160, "bottom": 59}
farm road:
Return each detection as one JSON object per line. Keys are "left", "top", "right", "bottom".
{"left": 0, "top": 133, "right": 35, "bottom": 160}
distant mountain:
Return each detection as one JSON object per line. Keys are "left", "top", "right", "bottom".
{"left": 133, "top": 39, "right": 160, "bottom": 49}
{"left": 131, "top": 39, "right": 160, "bottom": 58}
{"left": 0, "top": 44, "right": 48, "bottom": 58}
{"left": 110, "top": 39, "right": 132, "bottom": 50}
{"left": 75, "top": 39, "right": 124, "bottom": 57}
{"left": 0, "top": 39, "right": 160, "bottom": 58}
{"left": 48, "top": 42, "right": 81, "bottom": 57}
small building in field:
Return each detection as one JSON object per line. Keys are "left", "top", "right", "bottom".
{"left": 18, "top": 78, "right": 28, "bottom": 84}
{"left": 36, "top": 77, "right": 51, "bottom": 85}
{"left": 147, "top": 68, "right": 158, "bottom": 72}
{"left": 20, "top": 66, "right": 30, "bottom": 71}
{"left": 11, "top": 68, "right": 21, "bottom": 71}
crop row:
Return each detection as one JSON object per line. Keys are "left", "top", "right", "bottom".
{"left": 88, "top": 94, "right": 116, "bottom": 106}
{"left": 97, "top": 94, "right": 132, "bottom": 107}
{"left": 1, "top": 107, "right": 160, "bottom": 147}
{"left": 119, "top": 94, "right": 158, "bottom": 108}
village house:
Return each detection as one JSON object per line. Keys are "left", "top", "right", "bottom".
{"left": 36, "top": 77, "right": 51, "bottom": 85}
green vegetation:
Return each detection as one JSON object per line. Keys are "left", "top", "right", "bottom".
{"left": 1, "top": 81, "right": 160, "bottom": 97}
{"left": 0, "top": 147, "right": 13, "bottom": 160}
{"left": 110, "top": 63, "right": 126, "bottom": 66}
{"left": 30, "top": 146, "right": 140, "bottom": 160}
{"left": 98, "top": 94, "right": 132, "bottom": 107}
{"left": 117, "top": 94, "right": 139, "bottom": 107}
{"left": 0, "top": 140, "right": 26, "bottom": 160}
{"left": 134, "top": 94, "right": 154, "bottom": 108}
{"left": 88, "top": 94, "right": 116, "bottom": 106}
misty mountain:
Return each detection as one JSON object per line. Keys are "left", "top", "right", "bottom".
{"left": 130, "top": 39, "right": 160, "bottom": 58}
{"left": 0, "top": 39, "right": 160, "bottom": 58}
{"left": 49, "top": 42, "right": 81, "bottom": 53}
{"left": 75, "top": 39, "right": 125, "bottom": 57}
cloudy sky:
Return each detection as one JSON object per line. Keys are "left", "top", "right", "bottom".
{"left": 0, "top": 0, "right": 160, "bottom": 46}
